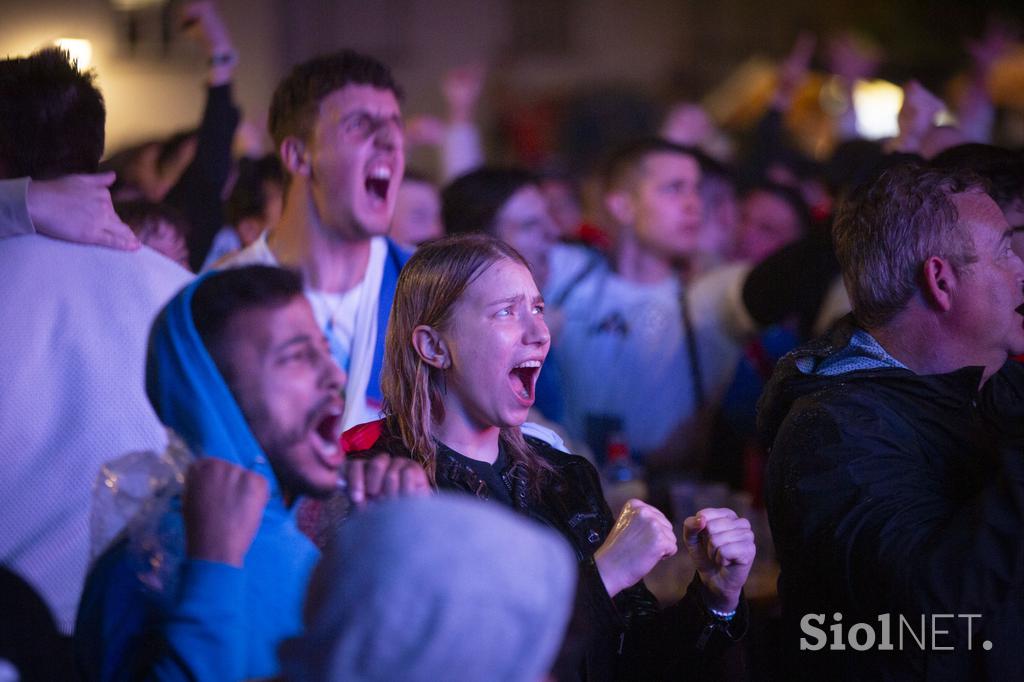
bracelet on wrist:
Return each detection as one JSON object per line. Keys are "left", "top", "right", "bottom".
{"left": 208, "top": 50, "right": 237, "bottom": 68}
{"left": 707, "top": 605, "right": 736, "bottom": 622}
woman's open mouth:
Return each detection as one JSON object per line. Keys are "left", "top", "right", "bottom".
{"left": 508, "top": 359, "right": 542, "bottom": 406}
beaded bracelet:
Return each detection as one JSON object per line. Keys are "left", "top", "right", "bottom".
{"left": 707, "top": 606, "right": 737, "bottom": 622}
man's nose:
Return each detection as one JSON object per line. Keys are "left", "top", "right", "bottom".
{"left": 374, "top": 119, "right": 402, "bottom": 152}
{"left": 322, "top": 354, "right": 347, "bottom": 394}
{"left": 685, "top": 193, "right": 703, "bottom": 216}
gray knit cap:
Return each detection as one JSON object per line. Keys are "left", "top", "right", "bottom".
{"left": 278, "top": 493, "right": 577, "bottom": 682}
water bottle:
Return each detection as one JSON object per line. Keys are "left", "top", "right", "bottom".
{"left": 601, "top": 433, "right": 648, "bottom": 513}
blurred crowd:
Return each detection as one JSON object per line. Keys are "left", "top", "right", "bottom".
{"left": 3, "top": 2, "right": 1024, "bottom": 681}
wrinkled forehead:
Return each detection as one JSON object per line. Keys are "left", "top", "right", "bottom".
{"left": 461, "top": 258, "right": 539, "bottom": 303}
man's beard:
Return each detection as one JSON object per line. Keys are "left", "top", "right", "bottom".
{"left": 241, "top": 394, "right": 339, "bottom": 501}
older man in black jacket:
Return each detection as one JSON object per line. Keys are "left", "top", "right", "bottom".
{"left": 762, "top": 162, "right": 1024, "bottom": 681}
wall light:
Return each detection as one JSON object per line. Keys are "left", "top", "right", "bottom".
{"left": 54, "top": 38, "right": 93, "bottom": 70}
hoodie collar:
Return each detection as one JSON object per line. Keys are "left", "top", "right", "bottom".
{"left": 759, "top": 315, "right": 986, "bottom": 445}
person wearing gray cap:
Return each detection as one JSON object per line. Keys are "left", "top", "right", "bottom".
{"left": 278, "top": 494, "right": 577, "bottom": 682}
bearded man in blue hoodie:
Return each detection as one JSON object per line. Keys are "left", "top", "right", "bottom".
{"left": 75, "top": 265, "right": 429, "bottom": 681}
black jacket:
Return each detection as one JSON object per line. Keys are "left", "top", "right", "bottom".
{"left": 760, "top": 317, "right": 1024, "bottom": 681}
{"left": 359, "top": 427, "right": 746, "bottom": 682}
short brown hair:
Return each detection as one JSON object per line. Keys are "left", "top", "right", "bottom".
{"left": 832, "top": 163, "right": 986, "bottom": 329}
{"left": 268, "top": 49, "right": 402, "bottom": 149}
{"left": 600, "top": 136, "right": 699, "bottom": 194}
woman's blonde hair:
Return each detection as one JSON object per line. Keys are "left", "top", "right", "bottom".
{"left": 381, "top": 233, "right": 555, "bottom": 495}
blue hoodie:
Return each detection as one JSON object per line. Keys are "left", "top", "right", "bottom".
{"left": 75, "top": 274, "right": 320, "bottom": 681}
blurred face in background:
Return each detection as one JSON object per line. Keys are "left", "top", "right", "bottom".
{"left": 734, "top": 189, "right": 804, "bottom": 264}
{"left": 697, "top": 174, "right": 739, "bottom": 262}
{"left": 492, "top": 185, "right": 559, "bottom": 286}
{"left": 540, "top": 177, "right": 583, "bottom": 238}
{"left": 628, "top": 152, "right": 702, "bottom": 260}
{"left": 141, "top": 219, "right": 190, "bottom": 270}
{"left": 236, "top": 178, "right": 285, "bottom": 248}
{"left": 391, "top": 177, "right": 443, "bottom": 248}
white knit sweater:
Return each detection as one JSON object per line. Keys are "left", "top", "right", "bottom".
{"left": 0, "top": 235, "right": 193, "bottom": 633}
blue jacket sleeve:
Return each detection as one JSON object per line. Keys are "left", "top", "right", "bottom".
{"left": 146, "top": 559, "right": 247, "bottom": 681}
{"left": 77, "top": 548, "right": 248, "bottom": 682}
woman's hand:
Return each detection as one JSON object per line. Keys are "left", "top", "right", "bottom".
{"left": 594, "top": 499, "right": 677, "bottom": 598}
{"left": 682, "top": 507, "right": 756, "bottom": 612}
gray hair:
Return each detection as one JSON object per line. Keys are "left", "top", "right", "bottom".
{"left": 832, "top": 163, "right": 987, "bottom": 329}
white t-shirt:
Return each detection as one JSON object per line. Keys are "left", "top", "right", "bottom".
{"left": 305, "top": 283, "right": 363, "bottom": 373}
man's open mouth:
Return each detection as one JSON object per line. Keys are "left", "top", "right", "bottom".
{"left": 364, "top": 161, "right": 393, "bottom": 205}
{"left": 309, "top": 399, "right": 345, "bottom": 464}
{"left": 508, "top": 359, "right": 542, "bottom": 404}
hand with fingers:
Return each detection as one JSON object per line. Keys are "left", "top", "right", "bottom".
{"left": 443, "top": 63, "right": 486, "bottom": 125}
{"left": 967, "top": 18, "right": 1017, "bottom": 78}
{"left": 594, "top": 499, "right": 677, "bottom": 598}
{"left": 180, "top": 1, "right": 236, "bottom": 85}
{"left": 682, "top": 508, "right": 756, "bottom": 613}
{"left": 825, "top": 31, "right": 882, "bottom": 84}
{"left": 27, "top": 173, "right": 140, "bottom": 251}
{"left": 892, "top": 80, "right": 945, "bottom": 153}
{"left": 773, "top": 31, "right": 817, "bottom": 110}
{"left": 181, "top": 1, "right": 233, "bottom": 55}
{"left": 404, "top": 115, "right": 447, "bottom": 148}
{"left": 344, "top": 452, "right": 431, "bottom": 510}
{"left": 183, "top": 458, "right": 269, "bottom": 567}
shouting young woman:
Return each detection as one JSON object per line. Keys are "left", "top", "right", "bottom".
{"left": 346, "top": 233, "right": 756, "bottom": 681}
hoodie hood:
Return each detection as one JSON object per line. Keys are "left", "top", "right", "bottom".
{"left": 145, "top": 273, "right": 283, "bottom": 504}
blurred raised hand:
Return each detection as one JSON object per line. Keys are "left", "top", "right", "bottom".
{"left": 773, "top": 31, "right": 816, "bottom": 110}
{"left": 181, "top": 1, "right": 236, "bottom": 85}
{"left": 443, "top": 63, "right": 486, "bottom": 124}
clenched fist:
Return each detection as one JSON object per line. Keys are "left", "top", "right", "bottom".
{"left": 594, "top": 499, "right": 677, "bottom": 598}
{"left": 183, "top": 458, "right": 269, "bottom": 567}
{"left": 682, "top": 507, "right": 756, "bottom": 612}
{"left": 344, "top": 453, "right": 431, "bottom": 511}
